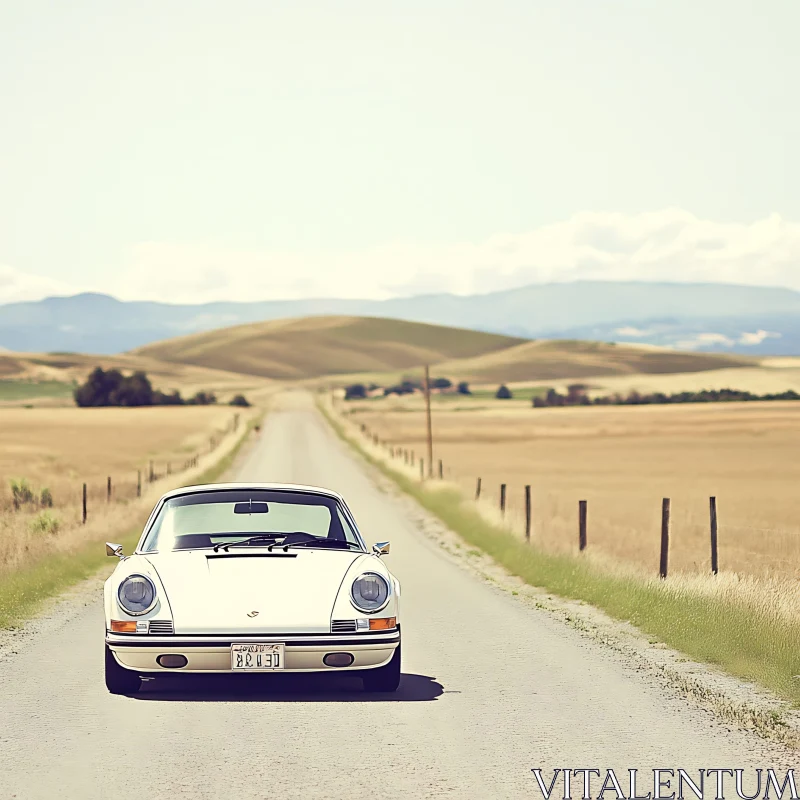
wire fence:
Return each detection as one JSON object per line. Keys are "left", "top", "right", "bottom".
{"left": 1, "top": 413, "right": 242, "bottom": 524}
{"left": 343, "top": 411, "right": 800, "bottom": 581}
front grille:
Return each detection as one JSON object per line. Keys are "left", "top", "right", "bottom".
{"left": 331, "top": 619, "right": 357, "bottom": 633}
{"left": 149, "top": 620, "right": 174, "bottom": 635}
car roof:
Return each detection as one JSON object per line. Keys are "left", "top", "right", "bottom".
{"left": 157, "top": 482, "right": 345, "bottom": 503}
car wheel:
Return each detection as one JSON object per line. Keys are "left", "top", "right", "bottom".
{"left": 105, "top": 645, "right": 141, "bottom": 695}
{"left": 362, "top": 642, "right": 401, "bottom": 692}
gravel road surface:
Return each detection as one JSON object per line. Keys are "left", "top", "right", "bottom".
{"left": 0, "top": 393, "right": 794, "bottom": 799}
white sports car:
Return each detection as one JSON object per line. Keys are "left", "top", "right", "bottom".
{"left": 104, "top": 483, "right": 401, "bottom": 694}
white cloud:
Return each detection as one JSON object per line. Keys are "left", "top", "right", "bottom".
{"left": 615, "top": 326, "right": 653, "bottom": 337}
{"left": 4, "top": 209, "right": 800, "bottom": 305}
{"left": 738, "top": 329, "right": 781, "bottom": 346}
{"left": 0, "top": 264, "right": 78, "bottom": 304}
{"left": 111, "top": 209, "right": 800, "bottom": 303}
{"left": 675, "top": 333, "right": 736, "bottom": 350}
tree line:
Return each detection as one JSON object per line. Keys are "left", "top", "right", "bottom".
{"left": 532, "top": 384, "right": 800, "bottom": 407}
{"left": 74, "top": 367, "right": 250, "bottom": 408}
{"left": 344, "top": 377, "right": 471, "bottom": 400}
{"left": 342, "top": 376, "right": 800, "bottom": 408}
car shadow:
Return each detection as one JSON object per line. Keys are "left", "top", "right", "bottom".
{"left": 132, "top": 671, "right": 444, "bottom": 702}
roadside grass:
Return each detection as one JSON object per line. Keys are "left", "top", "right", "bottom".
{"left": 0, "top": 526, "right": 143, "bottom": 629}
{"left": 319, "top": 399, "right": 800, "bottom": 708}
{"left": 0, "top": 410, "right": 263, "bottom": 630}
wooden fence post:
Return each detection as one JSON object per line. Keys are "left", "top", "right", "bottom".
{"left": 149, "top": 461, "right": 154, "bottom": 482}
{"left": 137, "top": 470, "right": 141, "bottom": 498}
{"left": 475, "top": 477, "right": 482, "bottom": 501}
{"left": 500, "top": 484, "right": 506, "bottom": 516}
{"left": 82, "top": 483, "right": 87, "bottom": 524}
{"left": 438, "top": 459, "right": 443, "bottom": 479}
{"left": 660, "top": 498, "right": 671, "bottom": 579}
{"left": 525, "top": 485, "right": 531, "bottom": 542}
{"left": 107, "top": 476, "right": 112, "bottom": 503}
{"left": 579, "top": 500, "right": 587, "bottom": 551}
{"left": 710, "top": 496, "right": 719, "bottom": 575}
{"left": 420, "top": 459, "right": 424, "bottom": 481}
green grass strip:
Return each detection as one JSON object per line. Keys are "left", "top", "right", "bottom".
{"left": 0, "top": 411, "right": 263, "bottom": 630}
{"left": 320, "top": 400, "right": 800, "bottom": 707}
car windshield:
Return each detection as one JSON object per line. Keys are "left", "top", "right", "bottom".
{"left": 140, "top": 489, "right": 363, "bottom": 553}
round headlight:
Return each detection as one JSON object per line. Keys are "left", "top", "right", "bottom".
{"left": 118, "top": 574, "right": 157, "bottom": 616}
{"left": 350, "top": 572, "right": 390, "bottom": 613}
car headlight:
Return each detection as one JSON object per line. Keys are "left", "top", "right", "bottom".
{"left": 350, "top": 572, "right": 390, "bottom": 613}
{"left": 118, "top": 574, "right": 157, "bottom": 616}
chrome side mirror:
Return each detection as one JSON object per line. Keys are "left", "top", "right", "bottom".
{"left": 372, "top": 541, "right": 390, "bottom": 557}
{"left": 106, "top": 542, "right": 124, "bottom": 559}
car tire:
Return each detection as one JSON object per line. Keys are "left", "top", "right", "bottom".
{"left": 105, "top": 645, "right": 141, "bottom": 695}
{"left": 362, "top": 642, "right": 401, "bottom": 692}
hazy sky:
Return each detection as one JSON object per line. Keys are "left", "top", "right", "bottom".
{"left": 1, "top": 1, "right": 799, "bottom": 304}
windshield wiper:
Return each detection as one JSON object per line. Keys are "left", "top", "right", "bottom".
{"left": 284, "top": 540, "right": 364, "bottom": 551}
{"left": 213, "top": 535, "right": 282, "bottom": 552}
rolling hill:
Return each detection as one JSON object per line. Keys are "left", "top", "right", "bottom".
{"left": 133, "top": 316, "right": 527, "bottom": 380}
{"left": 432, "top": 339, "right": 754, "bottom": 384}
{"left": 132, "top": 314, "right": 754, "bottom": 384}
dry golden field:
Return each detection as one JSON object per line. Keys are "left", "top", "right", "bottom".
{"left": 342, "top": 394, "right": 800, "bottom": 581}
{"left": 0, "top": 405, "right": 248, "bottom": 571}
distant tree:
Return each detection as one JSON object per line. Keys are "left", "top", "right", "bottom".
{"left": 153, "top": 390, "right": 185, "bottom": 406}
{"left": 625, "top": 390, "right": 644, "bottom": 406}
{"left": 532, "top": 385, "right": 800, "bottom": 409}
{"left": 344, "top": 384, "right": 367, "bottom": 400}
{"left": 566, "top": 384, "right": 588, "bottom": 404}
{"left": 187, "top": 390, "right": 217, "bottom": 406}
{"left": 73, "top": 367, "right": 225, "bottom": 407}
{"left": 457, "top": 381, "right": 471, "bottom": 395}
{"left": 532, "top": 396, "right": 547, "bottom": 408}
{"left": 495, "top": 384, "right": 513, "bottom": 400}
{"left": 229, "top": 394, "right": 251, "bottom": 407}
{"left": 431, "top": 377, "right": 452, "bottom": 390}
{"left": 111, "top": 371, "right": 154, "bottom": 406}
{"left": 74, "top": 367, "right": 125, "bottom": 407}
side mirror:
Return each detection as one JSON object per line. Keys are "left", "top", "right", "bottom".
{"left": 106, "top": 542, "right": 124, "bottom": 559}
{"left": 372, "top": 541, "right": 390, "bottom": 557}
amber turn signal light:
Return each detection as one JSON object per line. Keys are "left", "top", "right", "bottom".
{"left": 369, "top": 617, "right": 396, "bottom": 631}
{"left": 110, "top": 620, "right": 138, "bottom": 633}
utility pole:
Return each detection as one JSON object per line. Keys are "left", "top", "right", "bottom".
{"left": 424, "top": 364, "right": 433, "bottom": 479}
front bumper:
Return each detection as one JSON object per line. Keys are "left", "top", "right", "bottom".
{"left": 106, "top": 629, "right": 400, "bottom": 673}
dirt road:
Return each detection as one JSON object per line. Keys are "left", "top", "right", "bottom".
{"left": 0, "top": 394, "right": 793, "bottom": 799}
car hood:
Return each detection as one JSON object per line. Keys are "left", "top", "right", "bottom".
{"left": 144, "top": 549, "right": 362, "bottom": 635}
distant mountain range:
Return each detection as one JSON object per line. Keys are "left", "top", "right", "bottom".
{"left": 1, "top": 281, "right": 799, "bottom": 355}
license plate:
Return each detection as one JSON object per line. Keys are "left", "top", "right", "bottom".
{"left": 231, "top": 643, "right": 285, "bottom": 671}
